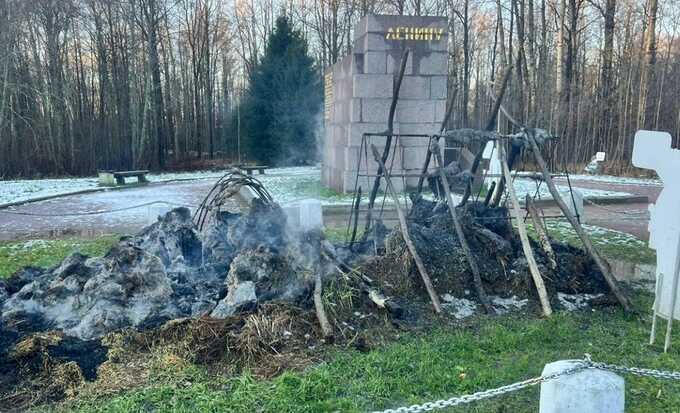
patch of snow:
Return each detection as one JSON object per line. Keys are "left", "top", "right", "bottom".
{"left": 544, "top": 220, "right": 647, "bottom": 248}
{"left": 146, "top": 170, "right": 227, "bottom": 182}
{"left": 491, "top": 295, "right": 529, "bottom": 314}
{"left": 5, "top": 239, "right": 50, "bottom": 252}
{"left": 0, "top": 178, "right": 99, "bottom": 205}
{"left": 441, "top": 294, "right": 477, "bottom": 319}
{"left": 512, "top": 178, "right": 631, "bottom": 200}
{"left": 1, "top": 166, "right": 636, "bottom": 207}
{"left": 557, "top": 292, "right": 604, "bottom": 311}
{"left": 0, "top": 170, "right": 231, "bottom": 206}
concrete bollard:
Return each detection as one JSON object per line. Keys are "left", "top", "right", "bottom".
{"left": 283, "top": 199, "right": 323, "bottom": 233}
{"left": 298, "top": 199, "right": 323, "bottom": 231}
{"left": 539, "top": 360, "right": 624, "bottom": 413}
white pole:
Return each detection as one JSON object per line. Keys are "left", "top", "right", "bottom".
{"left": 650, "top": 273, "right": 663, "bottom": 344}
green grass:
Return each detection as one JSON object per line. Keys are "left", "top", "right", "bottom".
{"left": 0, "top": 236, "right": 120, "bottom": 278}
{"left": 61, "top": 293, "right": 680, "bottom": 413}
{"left": 289, "top": 178, "right": 348, "bottom": 201}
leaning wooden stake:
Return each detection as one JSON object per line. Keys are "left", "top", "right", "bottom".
{"left": 430, "top": 142, "right": 493, "bottom": 314}
{"left": 499, "top": 143, "right": 553, "bottom": 317}
{"left": 526, "top": 195, "right": 557, "bottom": 270}
{"left": 525, "top": 131, "right": 633, "bottom": 313}
{"left": 313, "top": 272, "right": 333, "bottom": 338}
{"left": 416, "top": 87, "right": 457, "bottom": 194}
{"left": 459, "top": 65, "right": 513, "bottom": 206}
{"left": 363, "top": 49, "right": 410, "bottom": 237}
{"left": 371, "top": 144, "right": 442, "bottom": 313}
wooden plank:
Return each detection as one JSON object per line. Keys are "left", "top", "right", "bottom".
{"left": 526, "top": 195, "right": 557, "bottom": 270}
{"left": 371, "top": 144, "right": 442, "bottom": 313}
{"left": 113, "top": 170, "right": 149, "bottom": 177}
{"left": 499, "top": 142, "right": 553, "bottom": 317}
{"left": 314, "top": 271, "right": 333, "bottom": 339}
{"left": 525, "top": 130, "right": 633, "bottom": 313}
{"left": 430, "top": 141, "right": 493, "bottom": 314}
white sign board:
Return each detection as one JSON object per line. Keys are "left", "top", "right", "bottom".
{"left": 596, "top": 151, "right": 606, "bottom": 162}
{"left": 482, "top": 140, "right": 495, "bottom": 160}
{"left": 633, "top": 130, "right": 680, "bottom": 350}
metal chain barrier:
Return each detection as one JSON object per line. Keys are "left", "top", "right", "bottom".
{"left": 592, "top": 361, "right": 680, "bottom": 381}
{"left": 0, "top": 200, "right": 195, "bottom": 217}
{"left": 372, "top": 355, "right": 680, "bottom": 413}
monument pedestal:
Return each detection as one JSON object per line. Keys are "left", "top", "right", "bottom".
{"left": 322, "top": 15, "right": 449, "bottom": 193}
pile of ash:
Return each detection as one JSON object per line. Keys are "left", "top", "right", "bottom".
{"left": 354, "top": 197, "right": 612, "bottom": 311}
{"left": 0, "top": 201, "right": 327, "bottom": 342}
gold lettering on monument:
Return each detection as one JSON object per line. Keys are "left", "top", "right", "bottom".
{"left": 385, "top": 27, "right": 444, "bottom": 41}
{"left": 324, "top": 72, "right": 333, "bottom": 121}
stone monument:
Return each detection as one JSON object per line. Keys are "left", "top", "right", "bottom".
{"left": 632, "top": 130, "right": 680, "bottom": 351}
{"left": 322, "top": 14, "right": 449, "bottom": 192}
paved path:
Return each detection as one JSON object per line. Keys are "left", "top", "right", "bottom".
{"left": 0, "top": 175, "right": 663, "bottom": 242}
{"left": 550, "top": 177, "right": 662, "bottom": 241}
{"left": 0, "top": 180, "right": 241, "bottom": 241}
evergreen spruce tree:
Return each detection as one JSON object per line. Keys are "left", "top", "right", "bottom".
{"left": 243, "top": 16, "right": 321, "bottom": 165}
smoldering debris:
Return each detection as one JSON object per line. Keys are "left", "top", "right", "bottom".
{"left": 0, "top": 184, "right": 614, "bottom": 348}
{"left": 354, "top": 196, "right": 613, "bottom": 312}
{"left": 0, "top": 202, "right": 324, "bottom": 342}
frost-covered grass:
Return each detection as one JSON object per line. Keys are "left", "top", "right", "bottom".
{"left": 0, "top": 236, "right": 120, "bottom": 278}
{"left": 525, "top": 219, "right": 656, "bottom": 265}
{"left": 508, "top": 177, "right": 630, "bottom": 199}
{"left": 261, "top": 168, "right": 631, "bottom": 206}
{"left": 0, "top": 167, "right": 636, "bottom": 207}
{"left": 255, "top": 168, "right": 354, "bottom": 205}
{"left": 0, "top": 170, "right": 228, "bottom": 205}
{"left": 566, "top": 173, "right": 662, "bottom": 186}
{"left": 0, "top": 178, "right": 100, "bottom": 205}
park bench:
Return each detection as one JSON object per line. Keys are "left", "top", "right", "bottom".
{"left": 240, "top": 165, "right": 268, "bottom": 175}
{"left": 98, "top": 170, "right": 150, "bottom": 186}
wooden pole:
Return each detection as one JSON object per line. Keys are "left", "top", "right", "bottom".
{"left": 313, "top": 271, "right": 333, "bottom": 338}
{"left": 348, "top": 186, "right": 362, "bottom": 249}
{"left": 416, "top": 87, "right": 457, "bottom": 194}
{"left": 526, "top": 130, "right": 633, "bottom": 313}
{"left": 371, "top": 144, "right": 442, "bottom": 313}
{"left": 650, "top": 274, "right": 663, "bottom": 345}
{"left": 499, "top": 143, "right": 553, "bottom": 317}
{"left": 526, "top": 195, "right": 557, "bottom": 270}
{"left": 363, "top": 49, "right": 410, "bottom": 236}
{"left": 430, "top": 142, "right": 494, "bottom": 313}
{"left": 459, "top": 65, "right": 514, "bottom": 206}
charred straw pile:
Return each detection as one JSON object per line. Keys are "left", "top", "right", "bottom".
{"left": 0, "top": 202, "right": 324, "bottom": 342}
{"left": 356, "top": 196, "right": 612, "bottom": 310}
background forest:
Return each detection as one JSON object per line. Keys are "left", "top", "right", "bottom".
{"left": 0, "top": 0, "right": 676, "bottom": 177}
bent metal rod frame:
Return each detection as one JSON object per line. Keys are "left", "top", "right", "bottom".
{"left": 345, "top": 131, "right": 582, "bottom": 244}
{"left": 194, "top": 169, "right": 274, "bottom": 231}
